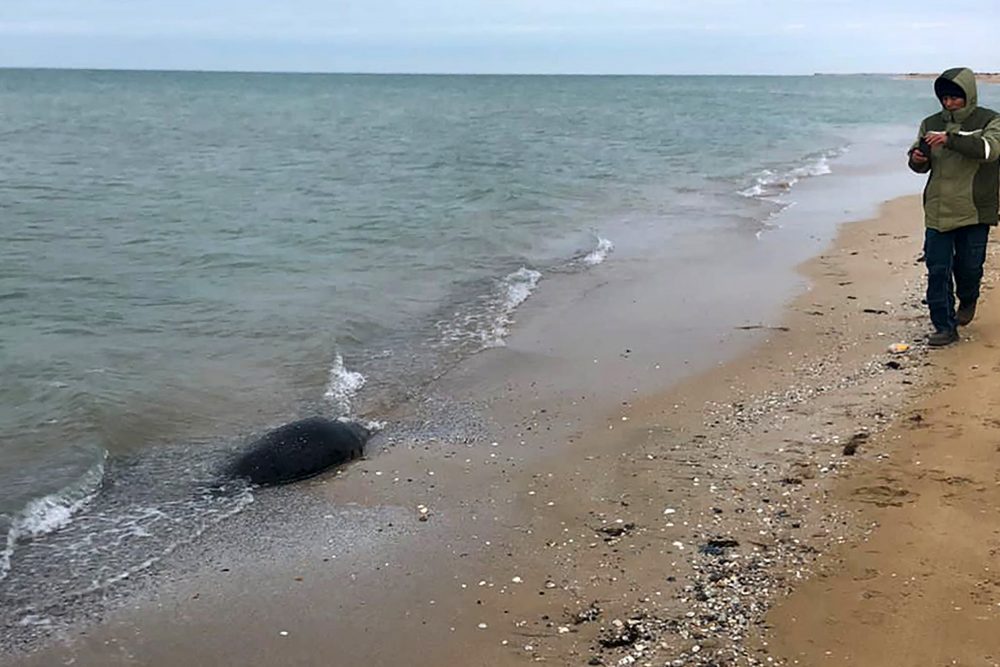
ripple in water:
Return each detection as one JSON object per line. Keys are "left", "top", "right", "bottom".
{"left": 0, "top": 441, "right": 253, "bottom": 651}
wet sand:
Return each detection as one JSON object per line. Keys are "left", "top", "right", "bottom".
{"left": 11, "top": 192, "right": 1000, "bottom": 666}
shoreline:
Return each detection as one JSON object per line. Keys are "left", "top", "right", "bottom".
{"left": 3, "top": 185, "right": 948, "bottom": 666}
{"left": 485, "top": 193, "right": 935, "bottom": 665}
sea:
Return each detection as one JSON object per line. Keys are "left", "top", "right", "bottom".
{"left": 1, "top": 70, "right": 990, "bottom": 635}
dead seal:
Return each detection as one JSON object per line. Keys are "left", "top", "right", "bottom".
{"left": 227, "top": 417, "right": 370, "bottom": 486}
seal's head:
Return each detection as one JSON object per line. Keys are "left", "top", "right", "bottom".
{"left": 338, "top": 419, "right": 373, "bottom": 444}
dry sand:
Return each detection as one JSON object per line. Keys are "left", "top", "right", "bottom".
{"left": 765, "top": 236, "right": 1000, "bottom": 661}
{"left": 9, "top": 193, "right": 1000, "bottom": 666}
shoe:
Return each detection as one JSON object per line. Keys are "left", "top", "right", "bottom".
{"left": 957, "top": 301, "right": 977, "bottom": 326}
{"left": 927, "top": 329, "right": 959, "bottom": 347}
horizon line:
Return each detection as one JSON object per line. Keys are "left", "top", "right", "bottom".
{"left": 0, "top": 65, "right": 909, "bottom": 77}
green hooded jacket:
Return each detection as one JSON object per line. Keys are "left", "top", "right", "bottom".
{"left": 907, "top": 67, "right": 1000, "bottom": 231}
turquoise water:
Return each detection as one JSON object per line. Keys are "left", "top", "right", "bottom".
{"left": 0, "top": 70, "right": 981, "bottom": 615}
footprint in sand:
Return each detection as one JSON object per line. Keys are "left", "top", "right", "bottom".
{"left": 931, "top": 475, "right": 976, "bottom": 486}
{"left": 971, "top": 579, "right": 1000, "bottom": 604}
{"left": 853, "top": 567, "right": 881, "bottom": 582}
{"left": 851, "top": 484, "right": 913, "bottom": 507}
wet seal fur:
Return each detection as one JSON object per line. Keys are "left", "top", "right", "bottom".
{"left": 227, "top": 417, "right": 370, "bottom": 486}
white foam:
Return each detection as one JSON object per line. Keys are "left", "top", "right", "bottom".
{"left": 739, "top": 182, "right": 769, "bottom": 198}
{"left": 790, "top": 155, "right": 832, "bottom": 178}
{"left": 17, "top": 614, "right": 52, "bottom": 628}
{"left": 503, "top": 267, "right": 542, "bottom": 310}
{"left": 739, "top": 150, "right": 841, "bottom": 200}
{"left": 754, "top": 201, "right": 797, "bottom": 240}
{"left": 434, "top": 267, "right": 543, "bottom": 351}
{"left": 353, "top": 418, "right": 386, "bottom": 433}
{"left": 1, "top": 530, "right": 13, "bottom": 581}
{"left": 323, "top": 354, "right": 366, "bottom": 416}
{"left": 74, "top": 486, "right": 253, "bottom": 600}
{"left": 483, "top": 267, "right": 542, "bottom": 348}
{"left": 739, "top": 168, "right": 778, "bottom": 198}
{"left": 583, "top": 236, "right": 615, "bottom": 266}
{"left": 0, "top": 455, "right": 106, "bottom": 581}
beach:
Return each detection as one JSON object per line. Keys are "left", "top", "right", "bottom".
{"left": 11, "top": 183, "right": 1000, "bottom": 666}
{"left": 4, "top": 71, "right": 1000, "bottom": 666}
{"left": 765, "top": 241, "right": 1000, "bottom": 660}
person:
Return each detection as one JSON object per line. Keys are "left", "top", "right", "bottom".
{"left": 908, "top": 67, "right": 1000, "bottom": 346}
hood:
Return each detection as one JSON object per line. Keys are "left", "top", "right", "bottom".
{"left": 934, "top": 67, "right": 978, "bottom": 122}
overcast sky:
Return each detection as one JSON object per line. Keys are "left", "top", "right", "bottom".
{"left": 1, "top": 1, "right": 998, "bottom": 75}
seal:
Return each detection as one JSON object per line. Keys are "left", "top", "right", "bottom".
{"left": 227, "top": 417, "right": 370, "bottom": 486}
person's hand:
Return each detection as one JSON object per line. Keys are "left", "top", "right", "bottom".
{"left": 924, "top": 131, "right": 948, "bottom": 147}
{"left": 911, "top": 149, "right": 929, "bottom": 164}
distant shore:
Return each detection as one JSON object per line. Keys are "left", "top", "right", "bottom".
{"left": 897, "top": 72, "right": 1000, "bottom": 84}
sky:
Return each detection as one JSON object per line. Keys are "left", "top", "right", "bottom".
{"left": 1, "top": 1, "right": 998, "bottom": 75}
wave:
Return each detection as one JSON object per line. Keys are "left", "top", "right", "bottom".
{"left": 436, "top": 266, "right": 543, "bottom": 351}
{"left": 0, "top": 446, "right": 255, "bottom": 636}
{"left": 583, "top": 236, "right": 614, "bottom": 266}
{"left": 739, "top": 148, "right": 845, "bottom": 200}
{"left": 486, "top": 267, "right": 542, "bottom": 347}
{"left": 62, "top": 484, "right": 253, "bottom": 600}
{"left": 323, "top": 354, "right": 366, "bottom": 416}
{"left": 0, "top": 454, "right": 107, "bottom": 581}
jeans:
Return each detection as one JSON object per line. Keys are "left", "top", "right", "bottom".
{"left": 924, "top": 224, "right": 990, "bottom": 332}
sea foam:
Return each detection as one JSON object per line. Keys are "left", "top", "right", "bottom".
{"left": 324, "top": 354, "right": 366, "bottom": 416}
{"left": 484, "top": 267, "right": 542, "bottom": 347}
{"left": 0, "top": 454, "right": 107, "bottom": 581}
{"left": 583, "top": 236, "right": 615, "bottom": 266}
{"left": 434, "top": 266, "right": 543, "bottom": 352}
{"left": 739, "top": 149, "right": 842, "bottom": 200}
